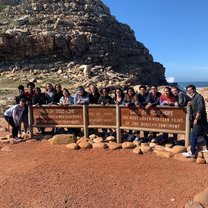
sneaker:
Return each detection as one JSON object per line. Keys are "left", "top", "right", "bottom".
{"left": 133, "top": 135, "right": 140, "bottom": 142}
{"left": 127, "top": 134, "right": 133, "bottom": 141}
{"left": 151, "top": 138, "right": 159, "bottom": 143}
{"left": 201, "top": 150, "right": 208, "bottom": 153}
{"left": 182, "top": 151, "right": 195, "bottom": 158}
{"left": 13, "top": 137, "right": 23, "bottom": 142}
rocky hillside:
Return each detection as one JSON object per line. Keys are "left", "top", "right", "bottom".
{"left": 0, "top": 0, "right": 167, "bottom": 86}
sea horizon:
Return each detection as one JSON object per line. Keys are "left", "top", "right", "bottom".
{"left": 177, "top": 81, "right": 208, "bottom": 89}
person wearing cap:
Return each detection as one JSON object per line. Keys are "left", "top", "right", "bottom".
{"left": 4, "top": 99, "right": 26, "bottom": 142}
{"left": 74, "top": 86, "right": 90, "bottom": 105}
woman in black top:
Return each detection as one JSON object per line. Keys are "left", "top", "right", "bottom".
{"left": 89, "top": 84, "right": 100, "bottom": 104}
{"left": 53, "top": 84, "right": 63, "bottom": 104}
{"left": 98, "top": 87, "right": 113, "bottom": 105}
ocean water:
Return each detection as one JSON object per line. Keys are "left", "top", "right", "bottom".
{"left": 178, "top": 81, "right": 208, "bottom": 89}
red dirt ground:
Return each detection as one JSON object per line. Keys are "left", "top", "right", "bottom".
{"left": 0, "top": 141, "right": 208, "bottom": 208}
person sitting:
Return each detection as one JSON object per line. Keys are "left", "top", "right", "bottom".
{"left": 114, "top": 88, "right": 125, "bottom": 105}
{"left": 74, "top": 86, "right": 90, "bottom": 105}
{"left": 98, "top": 87, "right": 114, "bottom": 106}
{"left": 4, "top": 98, "right": 26, "bottom": 142}
{"left": 89, "top": 84, "right": 100, "bottom": 104}
{"left": 182, "top": 85, "right": 208, "bottom": 158}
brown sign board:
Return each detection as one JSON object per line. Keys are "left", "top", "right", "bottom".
{"left": 120, "top": 107, "right": 186, "bottom": 132}
{"left": 32, "top": 106, "right": 83, "bottom": 126}
{"left": 88, "top": 106, "right": 116, "bottom": 127}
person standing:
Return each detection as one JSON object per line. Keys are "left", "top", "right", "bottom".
{"left": 15, "top": 85, "right": 29, "bottom": 135}
{"left": 44, "top": 83, "right": 55, "bottom": 104}
{"left": 114, "top": 88, "right": 125, "bottom": 105}
{"left": 145, "top": 85, "right": 162, "bottom": 143}
{"left": 170, "top": 86, "right": 191, "bottom": 145}
{"left": 89, "top": 84, "right": 100, "bottom": 104}
{"left": 122, "top": 87, "right": 140, "bottom": 141}
{"left": 98, "top": 87, "right": 114, "bottom": 106}
{"left": 182, "top": 85, "right": 208, "bottom": 158}
{"left": 171, "top": 86, "right": 190, "bottom": 107}
{"left": 59, "top": 88, "right": 74, "bottom": 106}
{"left": 74, "top": 86, "right": 90, "bottom": 105}
{"left": 53, "top": 84, "right": 63, "bottom": 105}
{"left": 160, "top": 87, "right": 177, "bottom": 144}
{"left": 137, "top": 85, "right": 150, "bottom": 142}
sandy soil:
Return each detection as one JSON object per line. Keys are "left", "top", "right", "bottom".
{"left": 0, "top": 141, "right": 208, "bottom": 208}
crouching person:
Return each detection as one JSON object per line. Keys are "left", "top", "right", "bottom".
{"left": 4, "top": 98, "right": 26, "bottom": 142}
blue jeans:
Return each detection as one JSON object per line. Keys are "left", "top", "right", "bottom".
{"left": 191, "top": 128, "right": 208, "bottom": 154}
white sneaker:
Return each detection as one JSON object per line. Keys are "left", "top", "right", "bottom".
{"left": 182, "top": 151, "right": 195, "bottom": 158}
{"left": 151, "top": 138, "right": 159, "bottom": 143}
{"left": 13, "top": 137, "right": 22, "bottom": 143}
{"left": 127, "top": 134, "right": 133, "bottom": 141}
{"left": 201, "top": 150, "right": 208, "bottom": 153}
{"left": 134, "top": 135, "right": 140, "bottom": 142}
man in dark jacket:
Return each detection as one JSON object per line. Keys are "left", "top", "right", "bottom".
{"left": 182, "top": 85, "right": 208, "bottom": 158}
{"left": 171, "top": 86, "right": 190, "bottom": 107}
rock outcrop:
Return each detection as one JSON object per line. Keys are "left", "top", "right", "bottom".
{"left": 0, "top": 0, "right": 167, "bottom": 85}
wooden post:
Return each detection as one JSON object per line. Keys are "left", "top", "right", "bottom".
{"left": 28, "top": 105, "right": 33, "bottom": 139}
{"left": 185, "top": 106, "right": 191, "bottom": 147}
{"left": 83, "top": 104, "right": 88, "bottom": 138}
{"left": 116, "top": 104, "right": 121, "bottom": 143}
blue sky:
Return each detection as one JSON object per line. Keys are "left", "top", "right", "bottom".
{"left": 102, "top": 0, "right": 208, "bottom": 82}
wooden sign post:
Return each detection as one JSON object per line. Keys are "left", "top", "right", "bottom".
{"left": 29, "top": 105, "right": 190, "bottom": 147}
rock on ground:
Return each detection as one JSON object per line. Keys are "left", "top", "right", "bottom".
{"left": 51, "top": 134, "right": 75, "bottom": 145}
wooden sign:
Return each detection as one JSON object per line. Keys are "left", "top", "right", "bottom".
{"left": 120, "top": 107, "right": 186, "bottom": 132}
{"left": 32, "top": 106, "right": 83, "bottom": 126}
{"left": 88, "top": 106, "right": 116, "bottom": 127}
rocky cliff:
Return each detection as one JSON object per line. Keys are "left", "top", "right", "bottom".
{"left": 0, "top": 0, "right": 167, "bottom": 86}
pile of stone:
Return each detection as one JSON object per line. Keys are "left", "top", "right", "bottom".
{"left": 0, "top": 63, "right": 139, "bottom": 89}
{"left": 44, "top": 133, "right": 208, "bottom": 165}
{"left": 1, "top": 131, "right": 208, "bottom": 166}
{"left": 0, "top": 0, "right": 166, "bottom": 86}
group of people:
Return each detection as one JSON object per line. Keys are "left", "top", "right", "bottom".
{"left": 3, "top": 82, "right": 208, "bottom": 158}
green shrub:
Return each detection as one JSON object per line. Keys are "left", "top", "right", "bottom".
{"left": 0, "top": 4, "right": 7, "bottom": 12}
